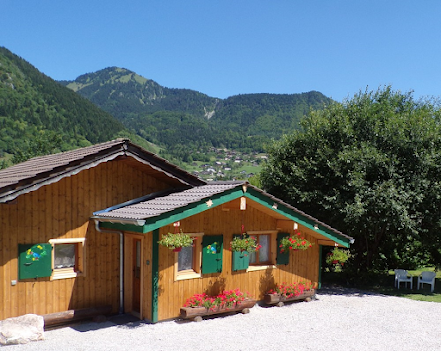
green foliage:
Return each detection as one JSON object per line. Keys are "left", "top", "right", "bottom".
{"left": 0, "top": 47, "right": 331, "bottom": 171}
{"left": 248, "top": 173, "right": 261, "bottom": 187}
{"left": 61, "top": 67, "right": 332, "bottom": 159}
{"left": 261, "top": 86, "right": 441, "bottom": 271}
{"left": 12, "top": 130, "right": 63, "bottom": 164}
{"left": 326, "top": 247, "right": 351, "bottom": 265}
{"left": 279, "top": 232, "right": 313, "bottom": 253}
{"left": 157, "top": 231, "right": 194, "bottom": 250}
{"left": 0, "top": 47, "right": 128, "bottom": 162}
{"left": 230, "top": 234, "right": 261, "bottom": 253}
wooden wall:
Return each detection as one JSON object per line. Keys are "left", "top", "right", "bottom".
{"left": 0, "top": 158, "right": 171, "bottom": 321}
{"left": 154, "top": 202, "right": 320, "bottom": 321}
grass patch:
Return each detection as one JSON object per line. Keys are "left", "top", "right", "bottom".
{"left": 322, "top": 267, "right": 441, "bottom": 303}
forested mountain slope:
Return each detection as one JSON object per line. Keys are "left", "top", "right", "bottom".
{"left": 0, "top": 45, "right": 332, "bottom": 175}
{"left": 61, "top": 68, "right": 332, "bottom": 154}
{"left": 59, "top": 67, "right": 218, "bottom": 119}
{"left": 0, "top": 47, "right": 129, "bottom": 163}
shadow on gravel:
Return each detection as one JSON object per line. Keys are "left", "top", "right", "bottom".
{"left": 174, "top": 310, "right": 245, "bottom": 324}
{"left": 64, "top": 314, "right": 149, "bottom": 333}
{"left": 317, "top": 285, "right": 389, "bottom": 298}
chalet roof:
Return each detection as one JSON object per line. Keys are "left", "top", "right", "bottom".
{"left": 93, "top": 181, "right": 354, "bottom": 247}
{"left": 0, "top": 139, "right": 205, "bottom": 203}
{"left": 94, "top": 181, "right": 243, "bottom": 221}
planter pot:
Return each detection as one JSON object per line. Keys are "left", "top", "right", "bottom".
{"left": 264, "top": 289, "right": 315, "bottom": 307}
{"left": 180, "top": 299, "right": 257, "bottom": 322}
{"left": 172, "top": 247, "right": 182, "bottom": 252}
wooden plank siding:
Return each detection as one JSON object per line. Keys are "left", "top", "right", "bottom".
{"left": 155, "top": 201, "right": 320, "bottom": 322}
{"left": 0, "top": 158, "right": 173, "bottom": 321}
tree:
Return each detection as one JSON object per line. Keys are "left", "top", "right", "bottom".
{"left": 261, "top": 87, "right": 441, "bottom": 271}
{"left": 12, "top": 130, "right": 63, "bottom": 164}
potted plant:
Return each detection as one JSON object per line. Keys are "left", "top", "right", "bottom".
{"left": 326, "top": 247, "right": 350, "bottom": 266}
{"left": 230, "top": 234, "right": 262, "bottom": 271}
{"left": 279, "top": 232, "right": 313, "bottom": 253}
{"left": 230, "top": 234, "right": 261, "bottom": 253}
{"left": 264, "top": 282, "right": 316, "bottom": 306}
{"left": 180, "top": 289, "right": 256, "bottom": 321}
{"left": 158, "top": 231, "right": 194, "bottom": 252}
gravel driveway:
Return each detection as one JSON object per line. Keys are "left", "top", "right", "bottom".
{"left": 8, "top": 287, "right": 441, "bottom": 351}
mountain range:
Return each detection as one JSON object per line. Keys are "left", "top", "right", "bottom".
{"left": 59, "top": 67, "right": 332, "bottom": 156}
{"left": 0, "top": 46, "right": 332, "bottom": 168}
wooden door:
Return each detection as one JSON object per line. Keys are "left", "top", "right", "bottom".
{"left": 132, "top": 239, "right": 141, "bottom": 313}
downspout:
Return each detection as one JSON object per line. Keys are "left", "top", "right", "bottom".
{"left": 151, "top": 228, "right": 159, "bottom": 323}
{"left": 94, "top": 220, "right": 124, "bottom": 314}
{"left": 318, "top": 245, "right": 322, "bottom": 290}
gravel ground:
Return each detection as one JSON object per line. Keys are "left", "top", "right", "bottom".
{"left": 7, "top": 288, "right": 441, "bottom": 351}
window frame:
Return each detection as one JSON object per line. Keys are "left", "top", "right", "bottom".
{"left": 49, "top": 238, "right": 86, "bottom": 280}
{"left": 246, "top": 230, "right": 277, "bottom": 272}
{"left": 174, "top": 232, "right": 203, "bottom": 281}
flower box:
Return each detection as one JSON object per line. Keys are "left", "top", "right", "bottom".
{"left": 180, "top": 299, "right": 257, "bottom": 322}
{"left": 264, "top": 289, "right": 315, "bottom": 307}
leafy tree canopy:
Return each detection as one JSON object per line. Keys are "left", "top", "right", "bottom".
{"left": 11, "top": 130, "right": 63, "bottom": 164}
{"left": 261, "top": 86, "right": 441, "bottom": 271}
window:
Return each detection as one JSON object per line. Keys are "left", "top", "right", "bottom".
{"left": 246, "top": 231, "right": 277, "bottom": 272}
{"left": 249, "top": 234, "right": 271, "bottom": 265}
{"left": 54, "top": 244, "right": 76, "bottom": 269}
{"left": 174, "top": 232, "right": 203, "bottom": 281}
{"left": 178, "top": 246, "right": 194, "bottom": 271}
{"left": 49, "top": 238, "right": 86, "bottom": 280}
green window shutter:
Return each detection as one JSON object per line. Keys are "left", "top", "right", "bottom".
{"left": 276, "top": 232, "right": 290, "bottom": 265}
{"left": 232, "top": 250, "right": 250, "bottom": 271}
{"left": 232, "top": 235, "right": 249, "bottom": 271}
{"left": 202, "top": 235, "right": 223, "bottom": 274}
{"left": 18, "top": 243, "right": 52, "bottom": 280}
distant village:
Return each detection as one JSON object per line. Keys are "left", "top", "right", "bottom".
{"left": 190, "top": 147, "right": 267, "bottom": 181}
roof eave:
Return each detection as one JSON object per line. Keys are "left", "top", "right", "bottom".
{"left": 94, "top": 182, "right": 354, "bottom": 247}
{"left": 0, "top": 151, "right": 125, "bottom": 203}
{"left": 0, "top": 139, "right": 205, "bottom": 203}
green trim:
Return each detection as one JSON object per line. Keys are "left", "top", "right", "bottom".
{"left": 100, "top": 221, "right": 144, "bottom": 233}
{"left": 18, "top": 243, "right": 52, "bottom": 280}
{"left": 97, "top": 185, "right": 351, "bottom": 248}
{"left": 151, "top": 229, "right": 159, "bottom": 323}
{"left": 318, "top": 245, "right": 322, "bottom": 289}
{"left": 202, "top": 235, "right": 223, "bottom": 274}
{"left": 276, "top": 232, "right": 290, "bottom": 265}
{"left": 140, "top": 188, "right": 243, "bottom": 233}
{"left": 232, "top": 250, "right": 250, "bottom": 271}
{"left": 231, "top": 234, "right": 250, "bottom": 271}
{"left": 244, "top": 188, "right": 351, "bottom": 248}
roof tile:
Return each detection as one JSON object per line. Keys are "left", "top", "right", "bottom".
{"left": 94, "top": 181, "right": 353, "bottom": 242}
{"left": 0, "top": 139, "right": 204, "bottom": 202}
{"left": 95, "top": 182, "right": 241, "bottom": 220}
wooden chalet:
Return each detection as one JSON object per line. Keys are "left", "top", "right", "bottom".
{"left": 0, "top": 139, "right": 353, "bottom": 323}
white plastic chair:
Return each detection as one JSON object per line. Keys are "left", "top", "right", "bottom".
{"left": 417, "top": 271, "right": 436, "bottom": 292}
{"left": 394, "top": 269, "right": 413, "bottom": 289}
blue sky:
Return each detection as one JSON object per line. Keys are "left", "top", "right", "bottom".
{"left": 2, "top": 1, "right": 441, "bottom": 102}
